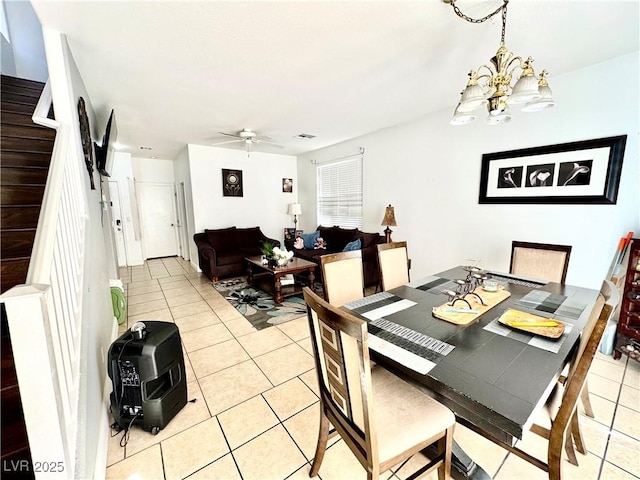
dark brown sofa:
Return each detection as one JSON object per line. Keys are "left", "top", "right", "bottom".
{"left": 284, "top": 225, "right": 385, "bottom": 287}
{"left": 194, "top": 226, "right": 280, "bottom": 281}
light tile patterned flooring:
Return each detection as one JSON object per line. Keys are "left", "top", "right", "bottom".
{"left": 106, "top": 257, "right": 640, "bottom": 480}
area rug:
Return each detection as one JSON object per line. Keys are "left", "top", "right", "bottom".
{"left": 212, "top": 277, "right": 310, "bottom": 330}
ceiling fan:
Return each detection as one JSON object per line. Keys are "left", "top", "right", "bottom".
{"left": 211, "top": 128, "right": 283, "bottom": 152}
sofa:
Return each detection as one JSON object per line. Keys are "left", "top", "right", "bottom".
{"left": 194, "top": 226, "right": 280, "bottom": 281}
{"left": 284, "top": 225, "right": 385, "bottom": 287}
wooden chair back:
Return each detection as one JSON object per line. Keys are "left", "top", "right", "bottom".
{"left": 319, "top": 250, "right": 364, "bottom": 306}
{"left": 303, "top": 287, "right": 377, "bottom": 468}
{"left": 542, "top": 279, "right": 619, "bottom": 479}
{"left": 482, "top": 280, "right": 620, "bottom": 480}
{"left": 510, "top": 241, "right": 572, "bottom": 283}
{"left": 377, "top": 241, "right": 409, "bottom": 291}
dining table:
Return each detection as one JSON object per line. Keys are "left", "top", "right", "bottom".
{"left": 342, "top": 265, "right": 601, "bottom": 480}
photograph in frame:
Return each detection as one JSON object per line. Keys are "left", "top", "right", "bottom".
{"left": 479, "top": 135, "right": 626, "bottom": 204}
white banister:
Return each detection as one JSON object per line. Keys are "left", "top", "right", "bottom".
{"left": 1, "top": 81, "right": 88, "bottom": 479}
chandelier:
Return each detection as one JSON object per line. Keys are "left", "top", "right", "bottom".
{"left": 446, "top": 0, "right": 555, "bottom": 125}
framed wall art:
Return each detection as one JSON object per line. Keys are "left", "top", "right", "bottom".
{"left": 282, "top": 178, "right": 293, "bottom": 193}
{"left": 77, "top": 97, "right": 96, "bottom": 190}
{"left": 222, "top": 169, "right": 243, "bottom": 197}
{"left": 479, "top": 135, "right": 627, "bottom": 204}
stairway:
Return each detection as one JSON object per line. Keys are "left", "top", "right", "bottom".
{"left": 1, "top": 74, "right": 55, "bottom": 477}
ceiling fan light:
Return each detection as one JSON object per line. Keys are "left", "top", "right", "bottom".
{"left": 522, "top": 85, "right": 556, "bottom": 112}
{"left": 508, "top": 74, "right": 542, "bottom": 104}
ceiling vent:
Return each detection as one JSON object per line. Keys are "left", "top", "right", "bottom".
{"left": 294, "top": 133, "right": 316, "bottom": 140}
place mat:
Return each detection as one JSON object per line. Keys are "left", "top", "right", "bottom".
{"left": 497, "top": 309, "right": 565, "bottom": 338}
{"left": 514, "top": 290, "right": 587, "bottom": 320}
{"left": 432, "top": 286, "right": 511, "bottom": 325}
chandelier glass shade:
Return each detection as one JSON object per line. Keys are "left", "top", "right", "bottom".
{"left": 447, "top": 0, "right": 555, "bottom": 125}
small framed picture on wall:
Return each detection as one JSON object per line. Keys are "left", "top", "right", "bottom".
{"left": 282, "top": 178, "right": 293, "bottom": 193}
{"left": 222, "top": 169, "right": 243, "bottom": 197}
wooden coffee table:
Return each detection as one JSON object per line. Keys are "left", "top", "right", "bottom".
{"left": 245, "top": 256, "right": 317, "bottom": 304}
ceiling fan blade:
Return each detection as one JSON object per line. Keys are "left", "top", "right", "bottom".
{"left": 254, "top": 135, "right": 273, "bottom": 141}
{"left": 256, "top": 139, "right": 284, "bottom": 149}
{"left": 211, "top": 139, "right": 244, "bottom": 146}
{"left": 217, "top": 131, "right": 243, "bottom": 139}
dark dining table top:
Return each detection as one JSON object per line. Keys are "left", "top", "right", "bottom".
{"left": 348, "top": 266, "right": 600, "bottom": 443}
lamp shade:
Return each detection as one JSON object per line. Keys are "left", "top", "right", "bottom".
{"left": 380, "top": 204, "right": 397, "bottom": 227}
{"left": 288, "top": 203, "right": 302, "bottom": 215}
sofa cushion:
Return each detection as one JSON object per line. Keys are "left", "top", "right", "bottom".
{"left": 343, "top": 238, "right": 362, "bottom": 252}
{"left": 302, "top": 230, "right": 320, "bottom": 249}
{"left": 205, "top": 227, "right": 237, "bottom": 252}
{"left": 318, "top": 226, "right": 358, "bottom": 250}
{"left": 236, "top": 227, "right": 263, "bottom": 249}
{"left": 358, "top": 231, "right": 380, "bottom": 249}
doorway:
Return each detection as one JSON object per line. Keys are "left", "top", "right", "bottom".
{"left": 137, "top": 183, "right": 179, "bottom": 259}
{"left": 108, "top": 181, "right": 127, "bottom": 267}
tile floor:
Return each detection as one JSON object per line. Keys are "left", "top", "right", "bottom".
{"left": 106, "top": 257, "right": 640, "bottom": 480}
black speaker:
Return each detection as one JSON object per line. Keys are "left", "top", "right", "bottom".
{"left": 108, "top": 321, "right": 187, "bottom": 434}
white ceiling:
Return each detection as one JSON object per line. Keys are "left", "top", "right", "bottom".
{"left": 31, "top": 0, "right": 639, "bottom": 158}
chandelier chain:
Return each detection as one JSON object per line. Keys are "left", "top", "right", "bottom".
{"left": 448, "top": 0, "right": 508, "bottom": 25}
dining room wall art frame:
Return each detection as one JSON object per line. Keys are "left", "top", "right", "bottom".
{"left": 479, "top": 135, "right": 627, "bottom": 205}
{"left": 222, "top": 169, "right": 243, "bottom": 197}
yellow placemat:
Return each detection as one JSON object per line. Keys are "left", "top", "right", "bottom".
{"left": 432, "top": 286, "right": 511, "bottom": 325}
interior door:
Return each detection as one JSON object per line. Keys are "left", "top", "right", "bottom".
{"left": 108, "top": 181, "right": 128, "bottom": 266}
{"left": 137, "top": 183, "right": 179, "bottom": 259}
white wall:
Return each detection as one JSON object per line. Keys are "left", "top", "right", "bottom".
{"left": 187, "top": 144, "right": 299, "bottom": 245}
{"left": 42, "top": 28, "right": 116, "bottom": 479}
{"left": 0, "top": 0, "right": 47, "bottom": 81}
{"left": 298, "top": 52, "right": 640, "bottom": 290}
{"left": 110, "top": 151, "right": 144, "bottom": 265}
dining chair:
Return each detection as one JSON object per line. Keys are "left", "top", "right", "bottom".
{"left": 377, "top": 241, "right": 410, "bottom": 291}
{"left": 303, "top": 287, "right": 455, "bottom": 480}
{"left": 509, "top": 241, "right": 599, "bottom": 420}
{"left": 319, "top": 250, "right": 364, "bottom": 307}
{"left": 510, "top": 241, "right": 572, "bottom": 284}
{"left": 467, "top": 279, "right": 619, "bottom": 480}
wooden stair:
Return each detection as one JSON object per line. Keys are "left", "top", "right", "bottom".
{"left": 1, "top": 74, "right": 55, "bottom": 477}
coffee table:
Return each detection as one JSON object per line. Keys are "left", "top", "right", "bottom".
{"left": 245, "top": 256, "right": 317, "bottom": 304}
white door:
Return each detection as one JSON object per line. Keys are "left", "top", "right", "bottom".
{"left": 137, "top": 183, "right": 179, "bottom": 259}
{"left": 109, "top": 181, "right": 128, "bottom": 266}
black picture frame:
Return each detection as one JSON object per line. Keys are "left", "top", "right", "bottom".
{"left": 479, "top": 135, "right": 627, "bottom": 205}
{"left": 222, "top": 169, "right": 243, "bottom": 197}
{"left": 282, "top": 178, "right": 293, "bottom": 193}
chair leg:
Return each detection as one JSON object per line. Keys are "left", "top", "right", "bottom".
{"left": 309, "top": 409, "right": 330, "bottom": 477}
{"left": 581, "top": 381, "right": 595, "bottom": 418}
{"left": 438, "top": 427, "right": 454, "bottom": 480}
{"left": 570, "top": 411, "right": 587, "bottom": 455}
{"left": 564, "top": 432, "right": 579, "bottom": 467}
{"left": 548, "top": 436, "right": 563, "bottom": 480}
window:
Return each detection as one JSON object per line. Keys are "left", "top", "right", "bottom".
{"left": 317, "top": 156, "right": 363, "bottom": 229}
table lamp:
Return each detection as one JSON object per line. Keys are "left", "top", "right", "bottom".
{"left": 381, "top": 204, "right": 397, "bottom": 243}
{"left": 288, "top": 203, "right": 302, "bottom": 229}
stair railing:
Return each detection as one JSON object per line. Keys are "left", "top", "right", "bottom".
{"left": 1, "top": 80, "right": 87, "bottom": 479}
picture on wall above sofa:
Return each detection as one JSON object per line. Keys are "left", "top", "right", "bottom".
{"left": 222, "top": 169, "right": 243, "bottom": 197}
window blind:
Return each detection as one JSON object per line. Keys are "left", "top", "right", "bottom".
{"left": 317, "top": 156, "right": 363, "bottom": 229}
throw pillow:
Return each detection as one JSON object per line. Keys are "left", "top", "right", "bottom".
{"left": 343, "top": 238, "right": 362, "bottom": 252}
{"left": 302, "top": 230, "right": 320, "bottom": 249}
